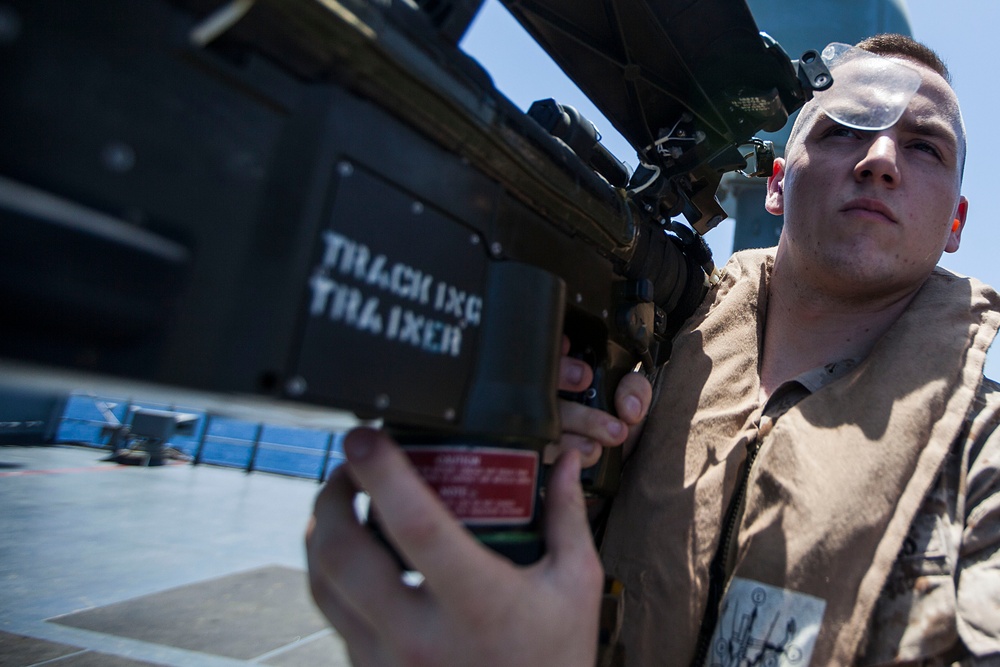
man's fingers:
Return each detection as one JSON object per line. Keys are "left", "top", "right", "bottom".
{"left": 549, "top": 434, "right": 602, "bottom": 468}
{"left": 306, "top": 553, "right": 382, "bottom": 658}
{"left": 307, "top": 462, "right": 421, "bottom": 633}
{"left": 342, "top": 428, "right": 513, "bottom": 608}
{"left": 615, "top": 372, "right": 653, "bottom": 424}
{"left": 310, "top": 428, "right": 606, "bottom": 666}
{"left": 542, "top": 451, "right": 604, "bottom": 589}
{"left": 559, "top": 399, "right": 628, "bottom": 448}
{"left": 559, "top": 355, "right": 593, "bottom": 393}
{"left": 540, "top": 451, "right": 604, "bottom": 665}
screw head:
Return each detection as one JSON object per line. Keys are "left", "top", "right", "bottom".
{"left": 285, "top": 376, "right": 308, "bottom": 396}
{"left": 101, "top": 142, "right": 136, "bottom": 173}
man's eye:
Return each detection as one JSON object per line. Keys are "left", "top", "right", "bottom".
{"left": 823, "top": 126, "right": 858, "bottom": 139}
{"left": 911, "top": 141, "right": 942, "bottom": 159}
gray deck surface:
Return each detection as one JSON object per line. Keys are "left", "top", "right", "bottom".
{"left": 0, "top": 444, "right": 351, "bottom": 666}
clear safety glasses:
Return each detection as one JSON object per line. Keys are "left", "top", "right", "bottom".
{"left": 812, "top": 43, "right": 923, "bottom": 131}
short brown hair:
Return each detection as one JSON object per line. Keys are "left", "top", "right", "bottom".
{"left": 855, "top": 34, "right": 951, "bottom": 84}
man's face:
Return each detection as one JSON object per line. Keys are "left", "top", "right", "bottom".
{"left": 766, "top": 57, "right": 967, "bottom": 300}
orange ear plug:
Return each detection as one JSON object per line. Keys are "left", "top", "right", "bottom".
{"left": 952, "top": 218, "right": 961, "bottom": 233}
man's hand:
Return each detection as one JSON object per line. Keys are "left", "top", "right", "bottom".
{"left": 555, "top": 338, "right": 653, "bottom": 467}
{"left": 307, "top": 427, "right": 604, "bottom": 667}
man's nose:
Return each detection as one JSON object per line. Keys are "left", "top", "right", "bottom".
{"left": 854, "top": 134, "right": 900, "bottom": 186}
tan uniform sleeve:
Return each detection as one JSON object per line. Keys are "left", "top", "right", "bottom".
{"left": 955, "top": 411, "right": 1000, "bottom": 660}
{"left": 860, "top": 380, "right": 1000, "bottom": 667}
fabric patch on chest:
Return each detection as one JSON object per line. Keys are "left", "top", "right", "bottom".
{"left": 706, "top": 578, "right": 827, "bottom": 667}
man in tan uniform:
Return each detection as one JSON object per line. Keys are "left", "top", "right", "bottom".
{"left": 306, "top": 35, "right": 1000, "bottom": 666}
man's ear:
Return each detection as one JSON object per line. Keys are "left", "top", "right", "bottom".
{"left": 945, "top": 196, "right": 968, "bottom": 254}
{"left": 765, "top": 158, "right": 785, "bottom": 216}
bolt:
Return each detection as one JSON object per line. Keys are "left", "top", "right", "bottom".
{"left": 337, "top": 161, "right": 354, "bottom": 177}
{"left": 375, "top": 394, "right": 390, "bottom": 410}
{"left": 411, "top": 201, "right": 424, "bottom": 215}
{"left": 285, "top": 376, "right": 308, "bottom": 396}
{"left": 101, "top": 142, "right": 136, "bottom": 173}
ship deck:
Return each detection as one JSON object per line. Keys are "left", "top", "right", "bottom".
{"left": 0, "top": 443, "right": 351, "bottom": 666}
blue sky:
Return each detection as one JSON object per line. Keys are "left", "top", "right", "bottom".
{"left": 461, "top": 0, "right": 1000, "bottom": 379}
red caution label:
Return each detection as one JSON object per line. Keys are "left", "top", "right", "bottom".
{"left": 406, "top": 446, "right": 539, "bottom": 525}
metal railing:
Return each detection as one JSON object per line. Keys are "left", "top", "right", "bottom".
{"left": 57, "top": 393, "right": 346, "bottom": 482}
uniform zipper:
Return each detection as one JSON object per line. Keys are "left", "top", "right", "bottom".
{"left": 690, "top": 435, "right": 763, "bottom": 667}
